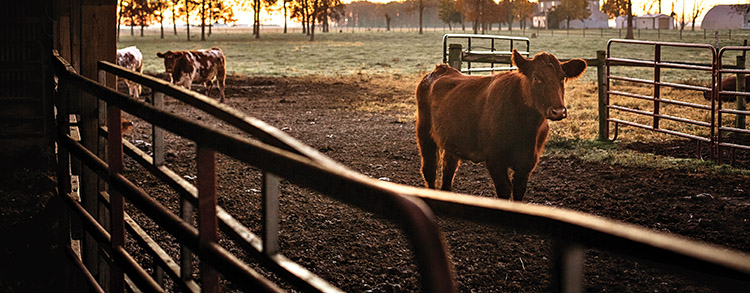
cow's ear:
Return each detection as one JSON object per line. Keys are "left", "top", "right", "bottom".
{"left": 512, "top": 49, "right": 531, "bottom": 76}
{"left": 562, "top": 59, "right": 587, "bottom": 80}
{"left": 156, "top": 52, "right": 165, "bottom": 58}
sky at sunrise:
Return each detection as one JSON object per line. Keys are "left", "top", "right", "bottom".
{"left": 161, "top": 0, "right": 750, "bottom": 27}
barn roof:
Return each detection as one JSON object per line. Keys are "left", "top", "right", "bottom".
{"left": 701, "top": 4, "right": 749, "bottom": 30}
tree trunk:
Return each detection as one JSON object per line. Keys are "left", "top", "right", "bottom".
{"left": 283, "top": 0, "right": 288, "bottom": 33}
{"left": 201, "top": 0, "right": 205, "bottom": 41}
{"left": 160, "top": 17, "right": 164, "bottom": 39}
{"left": 186, "top": 1, "right": 191, "bottom": 41}
{"left": 117, "top": 0, "right": 123, "bottom": 41}
{"left": 172, "top": 0, "right": 178, "bottom": 35}
{"left": 310, "top": 12, "right": 316, "bottom": 41}
{"left": 140, "top": 1, "right": 145, "bottom": 37}
{"left": 130, "top": 15, "right": 134, "bottom": 36}
{"left": 254, "top": 0, "right": 261, "bottom": 39}
{"left": 625, "top": 1, "right": 634, "bottom": 40}
{"left": 419, "top": 0, "right": 424, "bottom": 34}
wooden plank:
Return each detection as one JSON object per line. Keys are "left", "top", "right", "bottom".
{"left": 196, "top": 146, "right": 219, "bottom": 293}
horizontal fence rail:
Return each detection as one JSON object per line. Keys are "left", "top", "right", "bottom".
{"left": 605, "top": 39, "right": 750, "bottom": 164}
{"left": 605, "top": 39, "right": 720, "bottom": 158}
{"left": 52, "top": 50, "right": 750, "bottom": 292}
{"left": 443, "top": 34, "right": 530, "bottom": 74}
{"left": 717, "top": 47, "right": 750, "bottom": 164}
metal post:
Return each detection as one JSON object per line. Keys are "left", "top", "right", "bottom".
{"left": 551, "top": 240, "right": 584, "bottom": 293}
{"left": 196, "top": 146, "right": 219, "bottom": 293}
{"left": 736, "top": 56, "right": 746, "bottom": 129}
{"left": 653, "top": 45, "right": 662, "bottom": 130}
{"left": 448, "top": 44, "right": 462, "bottom": 70}
{"left": 597, "top": 50, "right": 609, "bottom": 141}
{"left": 152, "top": 92, "right": 165, "bottom": 166}
{"left": 262, "top": 172, "right": 280, "bottom": 255}
{"left": 180, "top": 196, "right": 194, "bottom": 285}
{"left": 106, "top": 101, "right": 125, "bottom": 293}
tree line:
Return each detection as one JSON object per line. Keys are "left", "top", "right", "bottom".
{"left": 117, "top": 0, "right": 659, "bottom": 41}
{"left": 117, "top": 0, "right": 345, "bottom": 41}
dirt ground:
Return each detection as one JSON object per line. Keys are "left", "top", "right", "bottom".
{"left": 5, "top": 73, "right": 747, "bottom": 291}
{"left": 115, "top": 74, "right": 750, "bottom": 292}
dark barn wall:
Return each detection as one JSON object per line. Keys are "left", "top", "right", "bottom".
{"left": 0, "top": 2, "right": 54, "bottom": 169}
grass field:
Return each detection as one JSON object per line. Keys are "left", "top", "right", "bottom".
{"left": 118, "top": 26, "right": 750, "bottom": 79}
{"left": 118, "top": 27, "right": 750, "bottom": 173}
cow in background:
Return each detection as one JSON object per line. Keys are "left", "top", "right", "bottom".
{"left": 116, "top": 46, "right": 143, "bottom": 99}
{"left": 156, "top": 48, "right": 226, "bottom": 102}
{"left": 416, "top": 50, "right": 586, "bottom": 201}
{"left": 704, "top": 75, "right": 750, "bottom": 103}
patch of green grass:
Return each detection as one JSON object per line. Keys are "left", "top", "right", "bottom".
{"left": 120, "top": 28, "right": 750, "bottom": 173}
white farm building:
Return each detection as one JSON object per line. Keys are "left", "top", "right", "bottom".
{"left": 533, "top": 0, "right": 609, "bottom": 29}
{"left": 701, "top": 5, "right": 750, "bottom": 30}
{"left": 615, "top": 14, "right": 674, "bottom": 29}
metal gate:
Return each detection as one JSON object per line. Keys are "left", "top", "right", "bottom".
{"left": 717, "top": 46, "right": 750, "bottom": 164}
{"left": 53, "top": 50, "right": 750, "bottom": 292}
{"left": 604, "top": 39, "right": 750, "bottom": 163}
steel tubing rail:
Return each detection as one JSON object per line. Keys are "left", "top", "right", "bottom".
{"left": 609, "top": 75, "right": 714, "bottom": 93}
{"left": 96, "top": 61, "right": 313, "bottom": 160}
{"left": 114, "top": 128, "right": 342, "bottom": 292}
{"left": 61, "top": 53, "right": 457, "bottom": 292}
{"left": 103, "top": 89, "right": 456, "bottom": 292}
{"left": 609, "top": 118, "right": 712, "bottom": 142}
{"left": 65, "top": 245, "right": 105, "bottom": 293}
{"left": 98, "top": 189, "right": 200, "bottom": 293}
{"left": 59, "top": 51, "right": 750, "bottom": 291}
{"left": 717, "top": 47, "right": 750, "bottom": 162}
{"left": 605, "top": 39, "right": 717, "bottom": 148}
{"left": 109, "top": 172, "right": 284, "bottom": 292}
{"left": 377, "top": 182, "right": 750, "bottom": 291}
{"left": 442, "top": 34, "right": 530, "bottom": 63}
{"left": 606, "top": 57, "right": 713, "bottom": 71}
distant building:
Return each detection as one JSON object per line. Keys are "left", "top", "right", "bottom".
{"left": 615, "top": 14, "right": 674, "bottom": 29}
{"left": 534, "top": 0, "right": 609, "bottom": 29}
{"left": 701, "top": 5, "right": 750, "bottom": 30}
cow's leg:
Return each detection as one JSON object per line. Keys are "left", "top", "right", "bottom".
{"left": 417, "top": 138, "right": 438, "bottom": 189}
{"left": 511, "top": 168, "right": 531, "bottom": 201}
{"left": 486, "top": 160, "right": 512, "bottom": 199}
{"left": 416, "top": 126, "right": 438, "bottom": 189}
{"left": 439, "top": 151, "right": 460, "bottom": 191}
{"left": 218, "top": 73, "right": 226, "bottom": 103}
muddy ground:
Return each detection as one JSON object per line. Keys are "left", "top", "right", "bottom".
{"left": 3, "top": 74, "right": 747, "bottom": 292}
{"left": 116, "top": 74, "right": 750, "bottom": 292}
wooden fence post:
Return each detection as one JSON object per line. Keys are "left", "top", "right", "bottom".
{"left": 736, "top": 56, "right": 746, "bottom": 129}
{"left": 197, "top": 146, "right": 219, "bottom": 292}
{"left": 448, "top": 44, "right": 462, "bottom": 70}
{"left": 262, "top": 172, "right": 280, "bottom": 256}
{"left": 597, "top": 50, "right": 609, "bottom": 141}
{"left": 551, "top": 240, "right": 584, "bottom": 293}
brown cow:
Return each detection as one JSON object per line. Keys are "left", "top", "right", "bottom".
{"left": 703, "top": 75, "right": 750, "bottom": 103}
{"left": 156, "top": 48, "right": 226, "bottom": 102}
{"left": 416, "top": 49, "right": 586, "bottom": 201}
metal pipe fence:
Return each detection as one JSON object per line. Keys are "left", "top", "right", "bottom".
{"left": 604, "top": 39, "right": 750, "bottom": 164}
{"left": 52, "top": 50, "right": 750, "bottom": 292}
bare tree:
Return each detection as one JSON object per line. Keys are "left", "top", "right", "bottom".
{"left": 689, "top": 0, "right": 706, "bottom": 31}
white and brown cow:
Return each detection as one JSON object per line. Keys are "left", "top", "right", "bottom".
{"left": 156, "top": 47, "right": 226, "bottom": 102}
{"left": 116, "top": 46, "right": 143, "bottom": 99}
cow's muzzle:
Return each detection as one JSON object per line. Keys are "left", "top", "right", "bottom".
{"left": 547, "top": 107, "right": 567, "bottom": 121}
